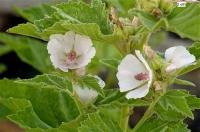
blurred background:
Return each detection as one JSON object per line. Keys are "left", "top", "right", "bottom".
{"left": 0, "top": 0, "right": 199, "bottom": 132}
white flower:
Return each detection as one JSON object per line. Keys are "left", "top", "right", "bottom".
{"left": 47, "top": 31, "right": 96, "bottom": 72}
{"left": 165, "top": 46, "right": 195, "bottom": 72}
{"left": 117, "top": 50, "right": 153, "bottom": 99}
{"left": 74, "top": 76, "right": 105, "bottom": 104}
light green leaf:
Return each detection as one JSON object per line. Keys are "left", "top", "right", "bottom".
{"left": 135, "top": 116, "right": 169, "bottom": 132}
{"left": 156, "top": 90, "right": 193, "bottom": 120}
{"left": 104, "top": 0, "right": 136, "bottom": 16}
{"left": 0, "top": 33, "right": 53, "bottom": 73}
{"left": 99, "top": 59, "right": 120, "bottom": 70}
{"left": 7, "top": 23, "right": 41, "bottom": 39}
{"left": 186, "top": 95, "right": 200, "bottom": 110}
{"left": 174, "top": 78, "right": 196, "bottom": 87}
{"left": 188, "top": 41, "right": 200, "bottom": 59}
{"left": 14, "top": 4, "right": 55, "bottom": 22}
{"left": 17, "top": 74, "right": 73, "bottom": 92}
{"left": 79, "top": 75, "right": 104, "bottom": 96}
{"left": 78, "top": 111, "right": 123, "bottom": 132}
{"left": 135, "top": 116, "right": 190, "bottom": 132}
{"left": 0, "top": 79, "right": 80, "bottom": 128}
{"left": 167, "top": 4, "right": 200, "bottom": 41}
{"left": 166, "top": 122, "right": 190, "bottom": 132}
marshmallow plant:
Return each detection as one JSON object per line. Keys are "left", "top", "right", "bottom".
{"left": 1, "top": 0, "right": 200, "bottom": 132}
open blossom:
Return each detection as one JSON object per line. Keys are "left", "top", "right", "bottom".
{"left": 117, "top": 50, "right": 153, "bottom": 99}
{"left": 47, "top": 31, "right": 96, "bottom": 72}
{"left": 74, "top": 76, "right": 105, "bottom": 104}
{"left": 165, "top": 46, "right": 195, "bottom": 72}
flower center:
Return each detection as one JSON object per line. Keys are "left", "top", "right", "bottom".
{"left": 134, "top": 72, "right": 149, "bottom": 81}
{"left": 67, "top": 50, "right": 77, "bottom": 62}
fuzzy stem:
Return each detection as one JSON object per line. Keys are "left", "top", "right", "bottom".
{"left": 132, "top": 95, "right": 161, "bottom": 132}
{"left": 120, "top": 106, "right": 130, "bottom": 132}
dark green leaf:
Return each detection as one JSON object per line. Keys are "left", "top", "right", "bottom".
{"left": 0, "top": 33, "right": 53, "bottom": 73}
{"left": 0, "top": 79, "right": 80, "bottom": 128}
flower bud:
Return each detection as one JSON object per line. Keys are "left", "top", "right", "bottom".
{"left": 138, "top": 0, "right": 159, "bottom": 13}
{"left": 159, "top": 0, "right": 174, "bottom": 15}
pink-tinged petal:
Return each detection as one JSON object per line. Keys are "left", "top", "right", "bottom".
{"left": 117, "top": 54, "right": 147, "bottom": 92}
{"left": 74, "top": 34, "right": 93, "bottom": 55}
{"left": 126, "top": 84, "right": 149, "bottom": 99}
{"left": 135, "top": 50, "right": 153, "bottom": 88}
{"left": 75, "top": 47, "right": 96, "bottom": 68}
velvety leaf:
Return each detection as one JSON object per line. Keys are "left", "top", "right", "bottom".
{"left": 0, "top": 79, "right": 80, "bottom": 128}
{"left": 80, "top": 75, "right": 104, "bottom": 96}
{"left": 7, "top": 23, "right": 41, "bottom": 39}
{"left": 156, "top": 90, "right": 193, "bottom": 120}
{"left": 135, "top": 116, "right": 169, "bottom": 132}
{"left": 135, "top": 116, "right": 189, "bottom": 132}
{"left": 104, "top": 0, "right": 136, "bottom": 16}
{"left": 17, "top": 74, "right": 73, "bottom": 92}
{"left": 99, "top": 59, "right": 120, "bottom": 70}
{"left": 188, "top": 41, "right": 200, "bottom": 59}
{"left": 0, "top": 33, "right": 53, "bottom": 73}
{"left": 78, "top": 111, "right": 123, "bottom": 132}
{"left": 167, "top": 4, "right": 200, "bottom": 41}
{"left": 186, "top": 95, "right": 200, "bottom": 110}
{"left": 15, "top": 4, "right": 55, "bottom": 22}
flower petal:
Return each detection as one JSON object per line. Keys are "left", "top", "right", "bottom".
{"left": 74, "top": 34, "right": 93, "bottom": 55}
{"left": 117, "top": 54, "right": 147, "bottom": 92}
{"left": 165, "top": 46, "right": 196, "bottom": 72}
{"left": 164, "top": 46, "right": 176, "bottom": 62}
{"left": 135, "top": 50, "right": 153, "bottom": 88}
{"left": 126, "top": 84, "right": 149, "bottom": 99}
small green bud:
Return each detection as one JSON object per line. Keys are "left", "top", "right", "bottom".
{"left": 159, "top": 0, "right": 174, "bottom": 15}
{"left": 138, "top": 0, "right": 160, "bottom": 13}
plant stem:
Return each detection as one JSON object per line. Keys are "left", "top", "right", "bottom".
{"left": 132, "top": 95, "right": 161, "bottom": 132}
{"left": 120, "top": 106, "right": 130, "bottom": 132}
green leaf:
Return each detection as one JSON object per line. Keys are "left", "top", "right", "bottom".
{"left": 14, "top": 4, "right": 55, "bottom": 22}
{"left": 17, "top": 74, "right": 73, "bottom": 92}
{"left": 135, "top": 116, "right": 169, "bottom": 132}
{"left": 188, "top": 41, "right": 200, "bottom": 59}
{"left": 0, "top": 33, "right": 53, "bottom": 73}
{"left": 104, "top": 0, "right": 136, "bottom": 16}
{"left": 136, "top": 116, "right": 190, "bottom": 132}
{"left": 78, "top": 111, "right": 123, "bottom": 132}
{"left": 167, "top": 4, "right": 200, "bottom": 41}
{"left": 156, "top": 90, "right": 194, "bottom": 120}
{"left": 174, "top": 78, "right": 196, "bottom": 87}
{"left": 0, "top": 97, "right": 31, "bottom": 118}
{"left": 80, "top": 75, "right": 104, "bottom": 96}
{"left": 99, "top": 59, "right": 120, "bottom": 70}
{"left": 166, "top": 122, "right": 190, "bottom": 132}
{"left": 0, "top": 45, "right": 12, "bottom": 56}
{"left": 0, "top": 79, "right": 80, "bottom": 128}
{"left": 186, "top": 95, "right": 200, "bottom": 110}
{"left": 7, "top": 23, "right": 41, "bottom": 39}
